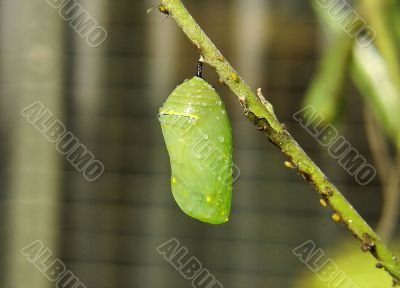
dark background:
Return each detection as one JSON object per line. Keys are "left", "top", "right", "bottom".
{"left": 0, "top": 0, "right": 390, "bottom": 287}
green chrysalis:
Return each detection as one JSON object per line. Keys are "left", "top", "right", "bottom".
{"left": 159, "top": 64, "right": 233, "bottom": 224}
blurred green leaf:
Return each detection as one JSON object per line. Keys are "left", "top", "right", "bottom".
{"left": 310, "top": 0, "right": 400, "bottom": 148}
{"left": 351, "top": 45, "right": 400, "bottom": 147}
{"left": 294, "top": 238, "right": 400, "bottom": 288}
{"left": 303, "top": 34, "right": 352, "bottom": 123}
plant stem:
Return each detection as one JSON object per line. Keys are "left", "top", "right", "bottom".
{"left": 157, "top": 0, "right": 400, "bottom": 281}
{"left": 377, "top": 152, "right": 400, "bottom": 243}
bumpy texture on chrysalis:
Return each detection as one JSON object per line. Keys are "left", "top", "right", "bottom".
{"left": 159, "top": 76, "right": 233, "bottom": 224}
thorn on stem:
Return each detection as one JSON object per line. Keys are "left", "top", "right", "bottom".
{"left": 257, "top": 88, "right": 275, "bottom": 115}
{"left": 257, "top": 88, "right": 267, "bottom": 103}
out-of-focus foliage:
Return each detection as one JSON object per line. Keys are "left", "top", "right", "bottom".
{"left": 303, "top": 34, "right": 352, "bottom": 123}
{"left": 304, "top": 0, "right": 400, "bottom": 148}
{"left": 294, "top": 238, "right": 400, "bottom": 288}
{"left": 351, "top": 45, "right": 400, "bottom": 147}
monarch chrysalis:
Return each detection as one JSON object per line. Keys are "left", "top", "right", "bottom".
{"left": 159, "top": 62, "right": 233, "bottom": 224}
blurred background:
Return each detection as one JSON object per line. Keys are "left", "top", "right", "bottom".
{"left": 0, "top": 0, "right": 399, "bottom": 287}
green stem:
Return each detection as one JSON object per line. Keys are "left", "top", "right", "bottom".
{"left": 364, "top": 106, "right": 400, "bottom": 242}
{"left": 158, "top": 0, "right": 400, "bottom": 281}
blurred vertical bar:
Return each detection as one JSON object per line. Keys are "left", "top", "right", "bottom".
{"left": 72, "top": 0, "right": 107, "bottom": 133}
{"left": 233, "top": 0, "right": 269, "bottom": 88}
{"left": 230, "top": 0, "right": 270, "bottom": 285}
{"left": 144, "top": 5, "right": 179, "bottom": 287}
{"left": 0, "top": 0, "right": 63, "bottom": 287}
{"left": 63, "top": 0, "right": 114, "bottom": 286}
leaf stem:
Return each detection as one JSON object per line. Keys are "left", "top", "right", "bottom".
{"left": 158, "top": 0, "right": 400, "bottom": 281}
